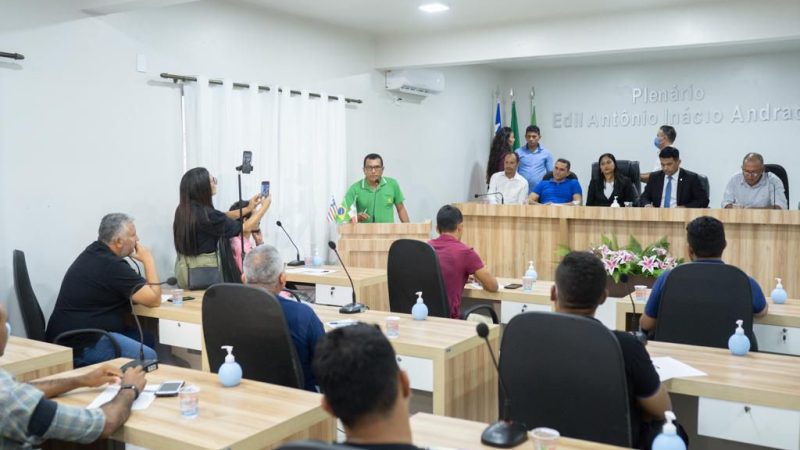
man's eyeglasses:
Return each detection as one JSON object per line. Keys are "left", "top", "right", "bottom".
{"left": 742, "top": 169, "right": 763, "bottom": 177}
{"left": 365, "top": 165, "right": 383, "bottom": 172}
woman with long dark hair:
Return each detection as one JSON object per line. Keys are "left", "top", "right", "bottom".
{"left": 486, "top": 127, "right": 516, "bottom": 185}
{"left": 173, "top": 167, "right": 270, "bottom": 287}
{"left": 585, "top": 153, "right": 638, "bottom": 207}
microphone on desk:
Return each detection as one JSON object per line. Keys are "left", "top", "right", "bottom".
{"left": 476, "top": 322, "right": 528, "bottom": 448}
{"left": 619, "top": 274, "right": 648, "bottom": 345}
{"left": 328, "top": 240, "right": 366, "bottom": 314}
{"left": 475, "top": 192, "right": 504, "bottom": 204}
{"left": 121, "top": 277, "right": 178, "bottom": 373}
{"left": 276, "top": 220, "right": 305, "bottom": 266}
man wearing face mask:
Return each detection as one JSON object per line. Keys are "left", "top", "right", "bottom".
{"left": 46, "top": 213, "right": 162, "bottom": 366}
{"left": 641, "top": 125, "right": 676, "bottom": 183}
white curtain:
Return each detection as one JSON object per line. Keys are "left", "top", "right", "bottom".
{"left": 183, "top": 78, "right": 346, "bottom": 263}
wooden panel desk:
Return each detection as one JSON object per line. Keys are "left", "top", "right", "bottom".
{"left": 44, "top": 358, "right": 335, "bottom": 449}
{"left": 456, "top": 203, "right": 800, "bottom": 297}
{"left": 134, "top": 299, "right": 500, "bottom": 422}
{"left": 1, "top": 336, "right": 72, "bottom": 382}
{"left": 285, "top": 265, "right": 387, "bottom": 310}
{"left": 336, "top": 221, "right": 431, "bottom": 311}
{"left": 410, "top": 413, "right": 629, "bottom": 450}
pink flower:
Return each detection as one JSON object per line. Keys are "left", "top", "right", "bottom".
{"left": 654, "top": 247, "right": 668, "bottom": 256}
{"left": 638, "top": 255, "right": 658, "bottom": 274}
{"left": 604, "top": 257, "right": 620, "bottom": 275}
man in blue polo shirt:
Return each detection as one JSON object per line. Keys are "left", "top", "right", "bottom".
{"left": 640, "top": 216, "right": 768, "bottom": 333}
{"left": 515, "top": 125, "right": 553, "bottom": 193}
{"left": 527, "top": 158, "right": 582, "bottom": 205}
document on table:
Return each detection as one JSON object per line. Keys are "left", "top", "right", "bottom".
{"left": 87, "top": 384, "right": 158, "bottom": 411}
{"left": 651, "top": 356, "right": 707, "bottom": 381}
{"left": 285, "top": 268, "right": 337, "bottom": 275}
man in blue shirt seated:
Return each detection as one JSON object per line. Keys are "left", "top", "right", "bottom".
{"left": 527, "top": 158, "right": 582, "bottom": 205}
{"left": 640, "top": 216, "right": 769, "bottom": 333}
{"left": 242, "top": 244, "right": 325, "bottom": 392}
{"left": 313, "top": 323, "right": 422, "bottom": 450}
{"left": 516, "top": 125, "right": 554, "bottom": 193}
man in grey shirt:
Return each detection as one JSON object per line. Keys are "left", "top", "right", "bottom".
{"left": 721, "top": 153, "right": 787, "bottom": 209}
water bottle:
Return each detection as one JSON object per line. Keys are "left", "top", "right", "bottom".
{"left": 218, "top": 345, "right": 242, "bottom": 387}
{"left": 771, "top": 277, "right": 787, "bottom": 304}
{"left": 522, "top": 261, "right": 537, "bottom": 291}
{"left": 652, "top": 411, "right": 686, "bottom": 450}
{"left": 727, "top": 319, "right": 751, "bottom": 356}
{"left": 411, "top": 291, "right": 428, "bottom": 321}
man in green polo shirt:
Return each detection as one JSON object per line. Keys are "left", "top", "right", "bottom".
{"left": 344, "top": 153, "right": 410, "bottom": 223}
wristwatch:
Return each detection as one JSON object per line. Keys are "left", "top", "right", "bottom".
{"left": 119, "top": 384, "right": 140, "bottom": 400}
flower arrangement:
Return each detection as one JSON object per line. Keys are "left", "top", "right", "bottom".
{"left": 559, "top": 235, "right": 682, "bottom": 283}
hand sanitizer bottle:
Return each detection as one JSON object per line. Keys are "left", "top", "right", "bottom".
{"left": 218, "top": 345, "right": 242, "bottom": 387}
{"left": 652, "top": 411, "right": 686, "bottom": 450}
{"left": 771, "top": 277, "right": 787, "bottom": 304}
{"left": 610, "top": 195, "right": 621, "bottom": 208}
{"left": 522, "top": 261, "right": 537, "bottom": 291}
{"left": 727, "top": 320, "right": 751, "bottom": 356}
{"left": 411, "top": 291, "right": 428, "bottom": 321}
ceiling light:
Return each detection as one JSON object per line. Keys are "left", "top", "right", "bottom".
{"left": 419, "top": 3, "right": 450, "bottom": 13}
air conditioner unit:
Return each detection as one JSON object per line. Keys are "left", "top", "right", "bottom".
{"left": 385, "top": 70, "right": 445, "bottom": 96}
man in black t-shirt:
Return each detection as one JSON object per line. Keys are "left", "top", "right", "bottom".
{"left": 551, "top": 252, "right": 680, "bottom": 450}
{"left": 313, "top": 324, "right": 422, "bottom": 450}
{"left": 46, "top": 213, "right": 163, "bottom": 366}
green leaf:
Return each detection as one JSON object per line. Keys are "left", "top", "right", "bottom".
{"left": 627, "top": 235, "right": 643, "bottom": 255}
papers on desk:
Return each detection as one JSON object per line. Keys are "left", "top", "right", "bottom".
{"left": 160, "top": 294, "right": 172, "bottom": 303}
{"left": 87, "top": 384, "right": 158, "bottom": 411}
{"left": 651, "top": 357, "right": 707, "bottom": 382}
{"left": 327, "top": 319, "right": 359, "bottom": 328}
{"left": 285, "top": 268, "right": 337, "bottom": 275}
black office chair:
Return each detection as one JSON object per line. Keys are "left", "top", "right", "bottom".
{"left": 654, "top": 263, "right": 758, "bottom": 351}
{"left": 697, "top": 173, "right": 710, "bottom": 200}
{"left": 764, "top": 164, "right": 789, "bottom": 206}
{"left": 542, "top": 171, "right": 579, "bottom": 181}
{"left": 591, "top": 160, "right": 642, "bottom": 196}
{"left": 277, "top": 441, "right": 359, "bottom": 450}
{"left": 202, "top": 283, "right": 304, "bottom": 388}
{"left": 13, "top": 250, "right": 121, "bottom": 361}
{"left": 500, "top": 312, "right": 632, "bottom": 447}
{"left": 387, "top": 239, "right": 498, "bottom": 323}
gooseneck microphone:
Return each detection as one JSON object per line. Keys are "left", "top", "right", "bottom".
{"left": 328, "top": 240, "right": 366, "bottom": 314}
{"left": 121, "top": 277, "right": 178, "bottom": 373}
{"left": 276, "top": 221, "right": 304, "bottom": 266}
{"left": 474, "top": 192, "right": 504, "bottom": 204}
{"left": 476, "top": 322, "right": 528, "bottom": 448}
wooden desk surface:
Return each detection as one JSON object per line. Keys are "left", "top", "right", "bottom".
{"left": 462, "top": 278, "right": 553, "bottom": 305}
{"left": 1, "top": 336, "right": 73, "bottom": 382}
{"left": 646, "top": 341, "right": 800, "bottom": 410}
{"left": 285, "top": 265, "right": 386, "bottom": 288}
{"left": 44, "top": 358, "right": 335, "bottom": 450}
{"left": 409, "top": 413, "right": 629, "bottom": 450}
{"left": 615, "top": 297, "right": 800, "bottom": 329}
{"left": 312, "top": 304, "right": 500, "bottom": 359}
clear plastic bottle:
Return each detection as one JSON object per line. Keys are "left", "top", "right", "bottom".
{"left": 522, "top": 261, "right": 537, "bottom": 291}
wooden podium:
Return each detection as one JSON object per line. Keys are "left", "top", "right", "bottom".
{"left": 337, "top": 221, "right": 431, "bottom": 310}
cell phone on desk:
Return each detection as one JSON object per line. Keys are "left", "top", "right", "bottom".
{"left": 261, "top": 181, "right": 270, "bottom": 197}
{"left": 155, "top": 380, "right": 185, "bottom": 397}
{"left": 504, "top": 283, "right": 523, "bottom": 289}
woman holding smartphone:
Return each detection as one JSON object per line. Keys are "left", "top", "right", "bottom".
{"left": 172, "top": 167, "right": 271, "bottom": 288}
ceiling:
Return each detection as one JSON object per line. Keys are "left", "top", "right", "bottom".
{"left": 228, "top": 0, "right": 729, "bottom": 35}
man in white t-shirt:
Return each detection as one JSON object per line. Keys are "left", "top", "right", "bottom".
{"left": 487, "top": 152, "right": 529, "bottom": 204}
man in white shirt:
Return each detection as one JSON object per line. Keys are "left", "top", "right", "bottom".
{"left": 487, "top": 152, "right": 529, "bottom": 204}
{"left": 721, "top": 153, "right": 787, "bottom": 209}
{"left": 641, "top": 125, "right": 676, "bottom": 183}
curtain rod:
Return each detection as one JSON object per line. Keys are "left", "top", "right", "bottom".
{"left": 0, "top": 52, "right": 25, "bottom": 60}
{"left": 160, "top": 73, "right": 362, "bottom": 104}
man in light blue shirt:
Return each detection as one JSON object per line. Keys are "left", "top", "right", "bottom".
{"left": 515, "top": 125, "right": 553, "bottom": 193}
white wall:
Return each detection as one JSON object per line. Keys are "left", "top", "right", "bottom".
{"left": 502, "top": 50, "right": 800, "bottom": 207}
{"left": 0, "top": 0, "right": 500, "bottom": 334}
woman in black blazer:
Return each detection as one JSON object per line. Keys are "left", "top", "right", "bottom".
{"left": 586, "top": 153, "right": 638, "bottom": 206}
